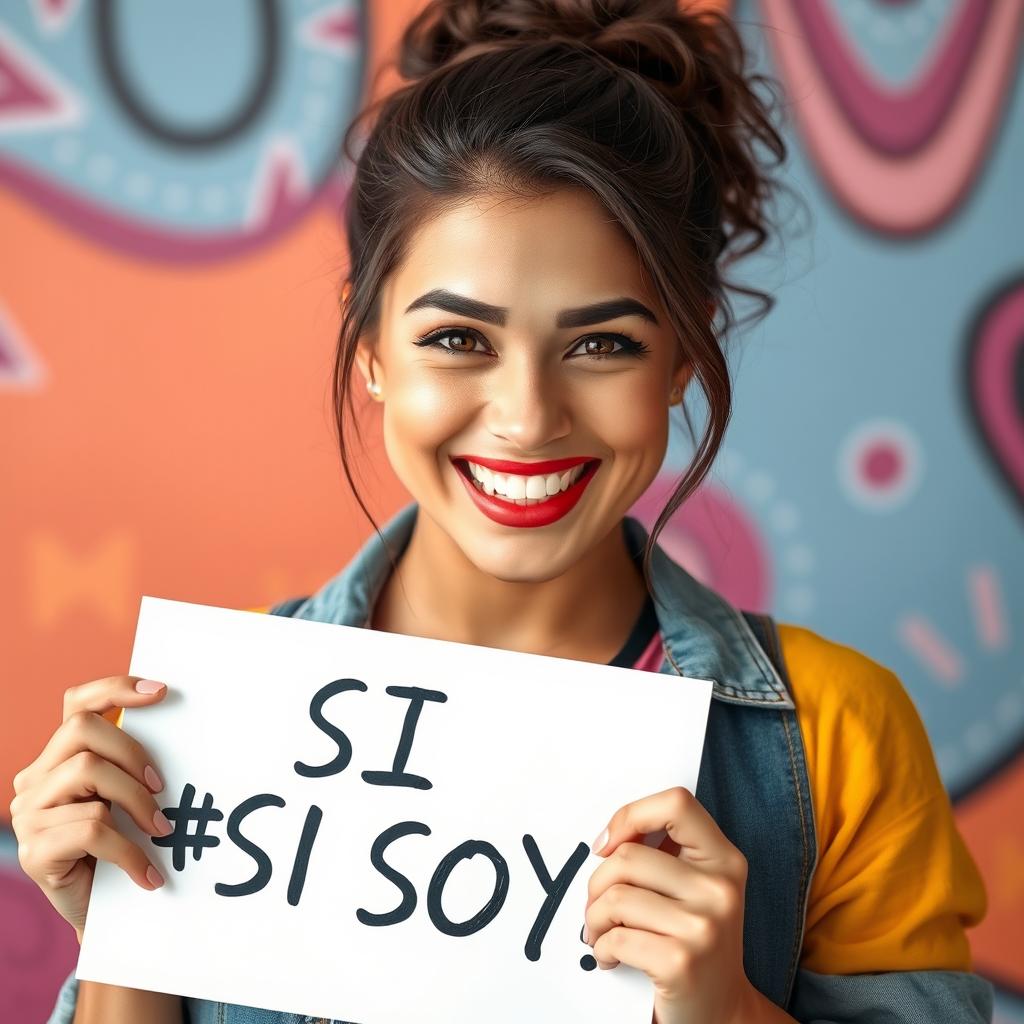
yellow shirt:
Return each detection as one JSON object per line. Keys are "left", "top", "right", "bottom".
{"left": 778, "top": 623, "right": 986, "bottom": 974}
{"left": 245, "top": 605, "right": 986, "bottom": 975}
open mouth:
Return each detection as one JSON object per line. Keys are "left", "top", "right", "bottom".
{"left": 453, "top": 457, "right": 599, "bottom": 505}
{"left": 449, "top": 456, "right": 602, "bottom": 528}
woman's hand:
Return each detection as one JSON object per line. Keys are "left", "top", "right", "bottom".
{"left": 9, "top": 675, "right": 174, "bottom": 942}
{"left": 585, "top": 785, "right": 766, "bottom": 1024}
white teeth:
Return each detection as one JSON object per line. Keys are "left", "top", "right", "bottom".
{"left": 505, "top": 474, "right": 527, "bottom": 500}
{"left": 525, "top": 475, "right": 547, "bottom": 499}
{"left": 463, "top": 460, "right": 592, "bottom": 504}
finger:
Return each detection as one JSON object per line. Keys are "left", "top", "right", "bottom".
{"left": 591, "top": 925, "right": 688, "bottom": 980}
{"left": 594, "top": 787, "right": 743, "bottom": 875}
{"left": 12, "top": 677, "right": 168, "bottom": 797}
{"left": 20, "top": 816, "right": 164, "bottom": 892}
{"left": 13, "top": 797, "right": 147, "bottom": 839}
{"left": 25, "top": 751, "right": 171, "bottom": 839}
{"left": 586, "top": 843, "right": 731, "bottom": 914}
{"left": 586, "top": 883, "right": 701, "bottom": 948}
{"left": 61, "top": 676, "right": 168, "bottom": 724}
{"left": 587, "top": 842, "right": 690, "bottom": 906}
{"left": 17, "top": 711, "right": 163, "bottom": 797}
{"left": 12, "top": 797, "right": 118, "bottom": 838}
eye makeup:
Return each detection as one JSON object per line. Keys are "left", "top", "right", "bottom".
{"left": 412, "top": 326, "right": 650, "bottom": 361}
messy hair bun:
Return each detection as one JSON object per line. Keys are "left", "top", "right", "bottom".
{"left": 397, "top": 0, "right": 782, "bottom": 268}
{"left": 336, "top": 0, "right": 789, "bottom": 592}
{"left": 402, "top": 0, "right": 725, "bottom": 92}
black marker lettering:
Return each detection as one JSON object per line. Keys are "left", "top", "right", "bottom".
{"left": 151, "top": 783, "right": 222, "bottom": 872}
{"left": 522, "top": 836, "right": 590, "bottom": 961}
{"left": 286, "top": 804, "right": 323, "bottom": 907}
{"left": 361, "top": 686, "right": 448, "bottom": 790}
{"left": 294, "top": 678, "right": 368, "bottom": 778}
{"left": 214, "top": 793, "right": 286, "bottom": 897}
{"left": 427, "top": 840, "right": 509, "bottom": 937}
{"left": 356, "top": 821, "right": 431, "bottom": 926}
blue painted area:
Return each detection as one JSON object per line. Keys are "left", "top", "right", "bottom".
{"left": 0, "top": 2, "right": 365, "bottom": 226}
{"left": 666, "top": 1, "right": 1024, "bottom": 801}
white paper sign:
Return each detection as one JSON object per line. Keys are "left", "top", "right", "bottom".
{"left": 77, "top": 596, "right": 713, "bottom": 1023}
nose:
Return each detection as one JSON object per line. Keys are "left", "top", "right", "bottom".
{"left": 483, "top": 355, "right": 572, "bottom": 453}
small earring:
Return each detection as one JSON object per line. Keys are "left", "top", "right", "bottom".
{"left": 366, "top": 378, "right": 382, "bottom": 398}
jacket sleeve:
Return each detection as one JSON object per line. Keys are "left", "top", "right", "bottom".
{"left": 45, "top": 970, "right": 78, "bottom": 1024}
{"left": 789, "top": 966, "right": 993, "bottom": 1023}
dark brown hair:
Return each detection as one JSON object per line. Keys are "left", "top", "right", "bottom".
{"left": 334, "top": 0, "right": 787, "bottom": 597}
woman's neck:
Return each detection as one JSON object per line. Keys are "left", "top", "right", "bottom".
{"left": 370, "top": 510, "right": 649, "bottom": 664}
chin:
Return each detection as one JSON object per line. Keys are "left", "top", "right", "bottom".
{"left": 458, "top": 534, "right": 584, "bottom": 584}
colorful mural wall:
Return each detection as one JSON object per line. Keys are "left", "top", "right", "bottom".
{"left": 1, "top": 1, "right": 1021, "bottom": 1020}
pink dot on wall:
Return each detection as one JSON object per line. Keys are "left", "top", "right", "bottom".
{"left": 860, "top": 441, "right": 904, "bottom": 488}
{"left": 839, "top": 418, "right": 923, "bottom": 511}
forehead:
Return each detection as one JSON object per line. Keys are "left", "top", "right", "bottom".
{"left": 386, "top": 188, "right": 655, "bottom": 320}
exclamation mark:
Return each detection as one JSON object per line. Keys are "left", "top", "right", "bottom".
{"left": 579, "top": 923, "right": 596, "bottom": 971}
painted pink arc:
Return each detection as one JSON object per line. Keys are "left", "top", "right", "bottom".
{"left": 970, "top": 282, "right": 1024, "bottom": 509}
{"left": 793, "top": 0, "right": 993, "bottom": 155}
{"left": 762, "top": 0, "right": 1023, "bottom": 235}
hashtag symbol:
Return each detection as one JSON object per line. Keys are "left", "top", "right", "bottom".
{"left": 151, "top": 783, "right": 224, "bottom": 871}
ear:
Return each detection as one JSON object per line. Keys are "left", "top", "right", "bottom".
{"left": 671, "top": 341, "right": 696, "bottom": 389}
{"left": 671, "top": 362, "right": 694, "bottom": 403}
{"left": 669, "top": 299, "right": 715, "bottom": 398}
{"left": 354, "top": 338, "right": 382, "bottom": 398}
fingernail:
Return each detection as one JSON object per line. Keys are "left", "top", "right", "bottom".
{"left": 582, "top": 923, "right": 590, "bottom": 944}
{"left": 146, "top": 865, "right": 165, "bottom": 889}
{"left": 135, "top": 679, "right": 165, "bottom": 694}
{"left": 592, "top": 828, "right": 609, "bottom": 854}
{"left": 597, "top": 959, "right": 619, "bottom": 971}
{"left": 153, "top": 809, "right": 172, "bottom": 836}
{"left": 144, "top": 765, "right": 164, "bottom": 793}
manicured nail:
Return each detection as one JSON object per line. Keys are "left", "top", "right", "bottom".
{"left": 592, "top": 828, "right": 609, "bottom": 854}
{"left": 153, "top": 809, "right": 172, "bottom": 836}
{"left": 144, "top": 765, "right": 164, "bottom": 793}
{"left": 146, "top": 865, "right": 165, "bottom": 889}
{"left": 135, "top": 679, "right": 165, "bottom": 694}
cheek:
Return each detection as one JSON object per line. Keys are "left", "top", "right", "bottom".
{"left": 381, "top": 371, "right": 476, "bottom": 483}
{"left": 576, "top": 373, "right": 670, "bottom": 463}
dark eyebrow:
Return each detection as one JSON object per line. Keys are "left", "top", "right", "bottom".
{"left": 403, "top": 288, "right": 659, "bottom": 328}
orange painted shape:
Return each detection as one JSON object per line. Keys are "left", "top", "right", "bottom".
{"left": 28, "top": 530, "right": 137, "bottom": 630}
{"left": 955, "top": 754, "right": 1024, "bottom": 988}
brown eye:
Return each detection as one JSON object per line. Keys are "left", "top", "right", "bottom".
{"left": 413, "top": 328, "right": 489, "bottom": 356}
{"left": 568, "top": 333, "right": 649, "bottom": 360}
{"left": 581, "top": 337, "right": 615, "bottom": 356}
{"left": 447, "top": 332, "right": 477, "bottom": 352}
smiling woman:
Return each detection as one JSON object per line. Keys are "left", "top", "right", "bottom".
{"left": 350, "top": 188, "right": 696, "bottom": 602}
{"left": 26, "top": 1, "right": 992, "bottom": 1023}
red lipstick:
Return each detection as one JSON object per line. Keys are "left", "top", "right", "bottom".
{"left": 449, "top": 455, "right": 601, "bottom": 528}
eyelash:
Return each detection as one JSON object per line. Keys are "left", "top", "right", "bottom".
{"left": 412, "top": 327, "right": 650, "bottom": 361}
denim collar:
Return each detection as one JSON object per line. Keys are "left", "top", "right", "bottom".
{"left": 293, "top": 501, "right": 793, "bottom": 708}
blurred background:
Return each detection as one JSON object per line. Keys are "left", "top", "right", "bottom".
{"left": 0, "top": 0, "right": 1021, "bottom": 1020}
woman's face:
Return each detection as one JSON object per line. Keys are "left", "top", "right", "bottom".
{"left": 356, "top": 187, "right": 693, "bottom": 582}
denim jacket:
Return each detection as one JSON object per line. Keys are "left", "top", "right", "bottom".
{"left": 48, "top": 501, "right": 993, "bottom": 1023}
